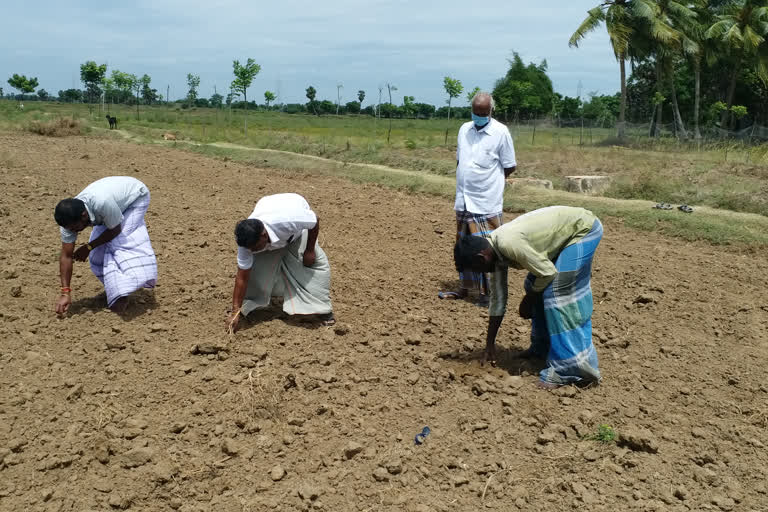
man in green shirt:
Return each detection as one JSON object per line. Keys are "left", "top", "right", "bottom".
{"left": 454, "top": 206, "right": 603, "bottom": 388}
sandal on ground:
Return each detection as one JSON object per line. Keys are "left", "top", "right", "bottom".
{"left": 438, "top": 291, "right": 462, "bottom": 300}
{"left": 653, "top": 202, "right": 673, "bottom": 210}
{"left": 678, "top": 204, "right": 693, "bottom": 213}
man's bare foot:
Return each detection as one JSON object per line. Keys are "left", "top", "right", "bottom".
{"left": 110, "top": 297, "right": 129, "bottom": 313}
{"left": 318, "top": 312, "right": 336, "bottom": 326}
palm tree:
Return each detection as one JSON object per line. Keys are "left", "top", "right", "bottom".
{"left": 706, "top": 0, "right": 768, "bottom": 128}
{"left": 649, "top": 0, "right": 700, "bottom": 139}
{"left": 570, "top": 0, "right": 661, "bottom": 139}
{"left": 690, "top": 3, "right": 718, "bottom": 139}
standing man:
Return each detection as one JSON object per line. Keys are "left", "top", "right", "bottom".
{"left": 453, "top": 206, "right": 603, "bottom": 389}
{"left": 442, "top": 91, "right": 516, "bottom": 306}
{"left": 228, "top": 193, "right": 334, "bottom": 332}
{"left": 54, "top": 176, "right": 157, "bottom": 314}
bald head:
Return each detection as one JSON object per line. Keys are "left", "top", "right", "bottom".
{"left": 471, "top": 91, "right": 494, "bottom": 118}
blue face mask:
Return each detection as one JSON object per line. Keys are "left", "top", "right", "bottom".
{"left": 472, "top": 113, "right": 490, "bottom": 127}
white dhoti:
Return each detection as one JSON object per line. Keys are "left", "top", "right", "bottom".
{"left": 242, "top": 231, "right": 332, "bottom": 317}
{"left": 88, "top": 193, "right": 158, "bottom": 307}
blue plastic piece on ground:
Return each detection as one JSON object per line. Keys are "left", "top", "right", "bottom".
{"left": 414, "top": 426, "right": 431, "bottom": 445}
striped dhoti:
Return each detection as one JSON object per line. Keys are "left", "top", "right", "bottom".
{"left": 525, "top": 219, "right": 603, "bottom": 385}
{"left": 88, "top": 193, "right": 157, "bottom": 307}
{"left": 456, "top": 210, "right": 503, "bottom": 296}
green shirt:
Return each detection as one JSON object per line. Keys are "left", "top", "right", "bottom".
{"left": 488, "top": 206, "right": 597, "bottom": 317}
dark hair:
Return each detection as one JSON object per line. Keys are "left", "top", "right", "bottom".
{"left": 235, "top": 218, "right": 265, "bottom": 247}
{"left": 54, "top": 198, "right": 86, "bottom": 227}
{"left": 454, "top": 235, "right": 491, "bottom": 272}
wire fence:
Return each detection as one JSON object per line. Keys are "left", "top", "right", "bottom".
{"left": 503, "top": 117, "right": 768, "bottom": 163}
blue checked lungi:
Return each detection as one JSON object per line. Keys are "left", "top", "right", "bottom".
{"left": 89, "top": 193, "right": 157, "bottom": 307}
{"left": 525, "top": 219, "right": 603, "bottom": 385}
{"left": 456, "top": 210, "right": 503, "bottom": 295}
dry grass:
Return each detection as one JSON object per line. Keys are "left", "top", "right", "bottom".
{"left": 26, "top": 118, "right": 82, "bottom": 137}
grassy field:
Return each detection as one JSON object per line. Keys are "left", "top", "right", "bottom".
{"left": 2, "top": 99, "right": 768, "bottom": 247}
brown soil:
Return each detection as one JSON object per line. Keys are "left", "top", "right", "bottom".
{"left": 1, "top": 133, "right": 767, "bottom": 512}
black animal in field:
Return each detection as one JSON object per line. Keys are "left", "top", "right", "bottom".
{"left": 105, "top": 115, "right": 117, "bottom": 129}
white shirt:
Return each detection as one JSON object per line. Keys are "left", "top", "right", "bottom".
{"left": 60, "top": 176, "right": 149, "bottom": 243}
{"left": 236, "top": 193, "right": 318, "bottom": 270}
{"left": 454, "top": 118, "right": 516, "bottom": 214}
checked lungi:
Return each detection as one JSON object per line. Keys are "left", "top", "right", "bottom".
{"left": 241, "top": 231, "right": 332, "bottom": 317}
{"left": 88, "top": 193, "right": 157, "bottom": 307}
{"left": 456, "top": 210, "right": 503, "bottom": 296}
{"left": 525, "top": 219, "right": 603, "bottom": 385}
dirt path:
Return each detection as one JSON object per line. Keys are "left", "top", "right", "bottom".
{"left": 1, "top": 133, "right": 767, "bottom": 511}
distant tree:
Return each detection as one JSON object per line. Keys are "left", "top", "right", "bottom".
{"left": 492, "top": 53, "right": 554, "bottom": 121}
{"left": 37, "top": 89, "right": 49, "bottom": 101}
{"left": 8, "top": 74, "right": 39, "bottom": 101}
{"left": 317, "top": 100, "right": 336, "bottom": 115}
{"left": 402, "top": 95, "right": 415, "bottom": 118}
{"left": 264, "top": 90, "right": 276, "bottom": 108}
{"left": 59, "top": 88, "right": 83, "bottom": 103}
{"left": 108, "top": 70, "right": 135, "bottom": 104}
{"left": 306, "top": 85, "right": 317, "bottom": 115}
{"left": 140, "top": 74, "right": 157, "bottom": 105}
{"left": 414, "top": 102, "right": 436, "bottom": 119}
{"left": 80, "top": 61, "right": 107, "bottom": 113}
{"left": 706, "top": 0, "right": 768, "bottom": 128}
{"left": 569, "top": 1, "right": 662, "bottom": 138}
{"left": 186, "top": 73, "right": 200, "bottom": 107}
{"left": 345, "top": 100, "right": 361, "bottom": 114}
{"left": 210, "top": 93, "right": 224, "bottom": 108}
{"left": 357, "top": 90, "right": 365, "bottom": 109}
{"left": 466, "top": 86, "right": 481, "bottom": 104}
{"left": 0, "top": 87, "right": 3, "bottom": 98}
{"left": 231, "top": 58, "right": 261, "bottom": 134}
{"left": 443, "top": 76, "right": 463, "bottom": 143}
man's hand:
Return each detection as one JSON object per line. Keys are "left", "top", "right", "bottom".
{"left": 73, "top": 244, "right": 91, "bottom": 262}
{"left": 56, "top": 294, "right": 72, "bottom": 316}
{"left": 518, "top": 294, "right": 533, "bottom": 319}
{"left": 302, "top": 249, "right": 316, "bottom": 267}
{"left": 226, "top": 311, "right": 241, "bottom": 333}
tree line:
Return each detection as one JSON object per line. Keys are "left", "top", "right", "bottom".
{"left": 570, "top": 0, "right": 768, "bottom": 139}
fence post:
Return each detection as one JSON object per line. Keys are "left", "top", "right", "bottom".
{"left": 532, "top": 117, "right": 536, "bottom": 145}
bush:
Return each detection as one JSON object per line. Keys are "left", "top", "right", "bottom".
{"left": 26, "top": 118, "right": 82, "bottom": 137}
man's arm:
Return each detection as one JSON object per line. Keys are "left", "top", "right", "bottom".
{"left": 72, "top": 225, "right": 122, "bottom": 262}
{"left": 56, "top": 243, "right": 75, "bottom": 315}
{"left": 228, "top": 268, "right": 251, "bottom": 332}
{"left": 484, "top": 266, "right": 509, "bottom": 365}
{"left": 303, "top": 218, "right": 320, "bottom": 267}
{"left": 504, "top": 166, "right": 516, "bottom": 178}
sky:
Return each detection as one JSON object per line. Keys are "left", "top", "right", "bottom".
{"left": 1, "top": 0, "right": 618, "bottom": 106}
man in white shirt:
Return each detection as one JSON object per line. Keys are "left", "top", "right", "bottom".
{"left": 54, "top": 176, "right": 157, "bottom": 314}
{"left": 442, "top": 92, "right": 516, "bottom": 306}
{"left": 227, "top": 193, "right": 334, "bottom": 331}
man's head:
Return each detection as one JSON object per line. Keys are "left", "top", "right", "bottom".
{"left": 235, "top": 218, "right": 269, "bottom": 251}
{"left": 471, "top": 92, "right": 494, "bottom": 128}
{"left": 454, "top": 235, "right": 496, "bottom": 273}
{"left": 54, "top": 198, "right": 90, "bottom": 232}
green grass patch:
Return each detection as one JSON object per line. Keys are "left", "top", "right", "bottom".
{"left": 584, "top": 424, "right": 617, "bottom": 443}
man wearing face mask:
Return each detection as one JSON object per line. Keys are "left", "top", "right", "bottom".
{"left": 227, "top": 193, "right": 334, "bottom": 332}
{"left": 440, "top": 91, "right": 516, "bottom": 307}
